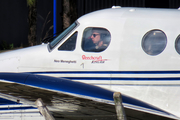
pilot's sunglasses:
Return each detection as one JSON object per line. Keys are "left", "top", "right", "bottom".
{"left": 92, "top": 34, "right": 100, "bottom": 37}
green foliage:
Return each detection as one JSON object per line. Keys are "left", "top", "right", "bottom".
{"left": 9, "top": 43, "right": 14, "bottom": 49}
{"left": 27, "top": 0, "right": 36, "bottom": 7}
{"left": 0, "top": 40, "right": 14, "bottom": 50}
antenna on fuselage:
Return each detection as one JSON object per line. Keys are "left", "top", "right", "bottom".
{"left": 112, "top": 6, "right": 121, "bottom": 9}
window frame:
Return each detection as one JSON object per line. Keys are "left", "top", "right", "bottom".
{"left": 48, "top": 22, "right": 79, "bottom": 51}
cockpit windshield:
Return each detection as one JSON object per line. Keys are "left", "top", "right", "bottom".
{"left": 49, "top": 22, "right": 77, "bottom": 49}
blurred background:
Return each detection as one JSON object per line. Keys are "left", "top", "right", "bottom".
{"left": 0, "top": 0, "right": 179, "bottom": 50}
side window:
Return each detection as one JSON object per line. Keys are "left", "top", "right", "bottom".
{"left": 142, "top": 30, "right": 167, "bottom": 55}
{"left": 82, "top": 27, "right": 111, "bottom": 52}
{"left": 175, "top": 35, "right": 180, "bottom": 54}
{"left": 58, "top": 32, "right": 77, "bottom": 51}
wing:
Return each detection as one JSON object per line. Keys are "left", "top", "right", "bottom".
{"left": 0, "top": 73, "right": 178, "bottom": 120}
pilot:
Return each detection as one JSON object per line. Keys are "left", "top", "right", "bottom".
{"left": 90, "top": 28, "right": 108, "bottom": 52}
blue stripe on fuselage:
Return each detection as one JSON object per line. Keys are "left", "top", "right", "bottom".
{"left": 29, "top": 71, "right": 180, "bottom": 81}
{"left": 63, "top": 77, "right": 180, "bottom": 81}
{"left": 29, "top": 71, "right": 180, "bottom": 74}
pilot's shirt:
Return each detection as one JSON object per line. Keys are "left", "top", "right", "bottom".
{"left": 83, "top": 39, "right": 108, "bottom": 52}
{"left": 94, "top": 43, "right": 108, "bottom": 52}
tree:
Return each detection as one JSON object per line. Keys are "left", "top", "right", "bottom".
{"left": 63, "top": 0, "right": 77, "bottom": 29}
{"left": 27, "top": 0, "right": 37, "bottom": 46}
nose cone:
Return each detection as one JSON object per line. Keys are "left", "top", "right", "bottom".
{"left": 0, "top": 57, "right": 20, "bottom": 72}
{"left": 0, "top": 44, "right": 48, "bottom": 73}
{"left": 0, "top": 50, "right": 21, "bottom": 72}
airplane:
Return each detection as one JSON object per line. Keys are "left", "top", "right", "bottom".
{"left": 0, "top": 6, "right": 180, "bottom": 119}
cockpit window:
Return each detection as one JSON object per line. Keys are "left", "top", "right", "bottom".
{"left": 58, "top": 32, "right": 77, "bottom": 51}
{"left": 82, "top": 27, "right": 111, "bottom": 52}
{"left": 49, "top": 22, "right": 77, "bottom": 49}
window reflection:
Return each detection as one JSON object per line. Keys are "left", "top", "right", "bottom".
{"left": 142, "top": 30, "right": 167, "bottom": 55}
{"left": 58, "top": 32, "right": 77, "bottom": 51}
{"left": 175, "top": 35, "right": 180, "bottom": 54}
{"left": 49, "top": 22, "right": 77, "bottom": 49}
{"left": 82, "top": 27, "right": 111, "bottom": 52}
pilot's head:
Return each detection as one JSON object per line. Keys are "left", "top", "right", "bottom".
{"left": 91, "top": 30, "right": 101, "bottom": 44}
{"left": 91, "top": 28, "right": 106, "bottom": 44}
{"left": 90, "top": 28, "right": 109, "bottom": 44}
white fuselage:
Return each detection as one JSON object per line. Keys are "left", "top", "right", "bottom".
{"left": 1, "top": 7, "right": 180, "bottom": 117}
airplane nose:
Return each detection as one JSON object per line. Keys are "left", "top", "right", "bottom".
{"left": 0, "top": 55, "right": 20, "bottom": 72}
